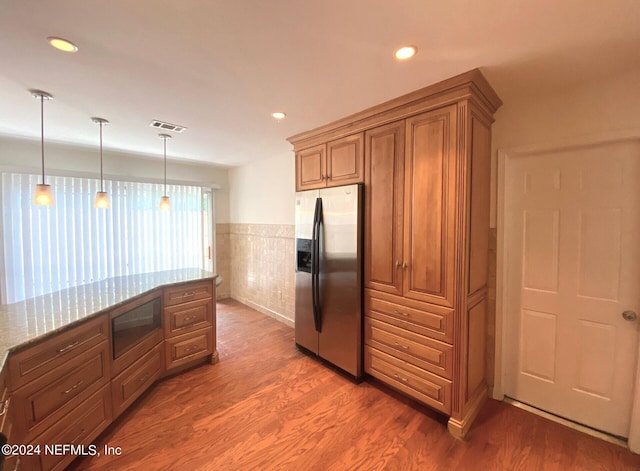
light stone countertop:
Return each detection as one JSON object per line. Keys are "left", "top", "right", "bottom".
{"left": 0, "top": 268, "right": 217, "bottom": 372}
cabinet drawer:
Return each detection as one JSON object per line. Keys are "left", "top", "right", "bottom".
{"left": 112, "top": 343, "right": 162, "bottom": 418}
{"left": 24, "top": 384, "right": 112, "bottom": 471}
{"left": 164, "top": 327, "right": 213, "bottom": 371}
{"left": 365, "top": 290, "right": 453, "bottom": 344}
{"left": 164, "top": 298, "right": 213, "bottom": 338}
{"left": 9, "top": 315, "right": 109, "bottom": 390}
{"left": 365, "top": 346, "right": 451, "bottom": 414}
{"left": 365, "top": 318, "right": 453, "bottom": 380}
{"left": 13, "top": 341, "right": 110, "bottom": 441}
{"left": 163, "top": 281, "right": 213, "bottom": 307}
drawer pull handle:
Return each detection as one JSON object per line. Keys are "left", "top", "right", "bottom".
{"left": 182, "top": 291, "right": 196, "bottom": 297}
{"left": 185, "top": 345, "right": 200, "bottom": 353}
{"left": 183, "top": 315, "right": 198, "bottom": 322}
{"left": 393, "top": 373, "right": 409, "bottom": 383}
{"left": 57, "top": 340, "right": 80, "bottom": 354}
{"left": 393, "top": 342, "right": 410, "bottom": 350}
{"left": 0, "top": 398, "right": 9, "bottom": 416}
{"left": 62, "top": 380, "right": 83, "bottom": 395}
{"left": 138, "top": 373, "right": 151, "bottom": 383}
{"left": 395, "top": 311, "right": 409, "bottom": 317}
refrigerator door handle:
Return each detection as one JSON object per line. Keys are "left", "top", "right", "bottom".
{"left": 311, "top": 197, "right": 322, "bottom": 332}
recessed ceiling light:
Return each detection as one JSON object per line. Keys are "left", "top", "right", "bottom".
{"left": 272, "top": 112, "right": 286, "bottom": 121}
{"left": 47, "top": 37, "right": 78, "bottom": 53}
{"left": 394, "top": 45, "right": 417, "bottom": 61}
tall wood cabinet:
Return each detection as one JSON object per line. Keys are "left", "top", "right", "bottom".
{"left": 288, "top": 69, "right": 501, "bottom": 438}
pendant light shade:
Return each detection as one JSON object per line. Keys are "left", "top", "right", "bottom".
{"left": 33, "top": 184, "right": 54, "bottom": 206}
{"left": 159, "top": 195, "right": 171, "bottom": 211}
{"left": 159, "top": 133, "right": 172, "bottom": 211}
{"left": 92, "top": 117, "right": 110, "bottom": 209}
{"left": 30, "top": 90, "right": 54, "bottom": 206}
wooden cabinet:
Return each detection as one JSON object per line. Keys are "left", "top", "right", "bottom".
{"left": 0, "top": 276, "right": 217, "bottom": 471}
{"left": 163, "top": 279, "right": 217, "bottom": 372}
{"left": 295, "top": 133, "right": 364, "bottom": 191}
{"left": 164, "top": 281, "right": 214, "bottom": 307}
{"left": 22, "top": 385, "right": 111, "bottom": 471}
{"left": 6, "top": 317, "right": 112, "bottom": 471}
{"left": 111, "top": 343, "right": 162, "bottom": 418}
{"left": 11, "top": 331, "right": 110, "bottom": 443}
{"left": 403, "top": 106, "right": 458, "bottom": 307}
{"left": 364, "top": 121, "right": 405, "bottom": 296}
{"left": 8, "top": 316, "right": 108, "bottom": 391}
{"left": 164, "top": 298, "right": 213, "bottom": 338}
{"left": 288, "top": 68, "right": 502, "bottom": 438}
{"left": 164, "top": 327, "right": 214, "bottom": 370}
{"left": 1, "top": 368, "right": 18, "bottom": 471}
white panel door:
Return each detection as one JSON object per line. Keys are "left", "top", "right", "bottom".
{"left": 504, "top": 140, "right": 640, "bottom": 437}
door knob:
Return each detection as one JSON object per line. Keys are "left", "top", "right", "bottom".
{"left": 622, "top": 311, "right": 638, "bottom": 321}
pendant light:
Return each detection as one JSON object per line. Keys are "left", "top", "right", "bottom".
{"left": 158, "top": 133, "right": 172, "bottom": 211}
{"left": 92, "top": 117, "right": 110, "bottom": 208}
{"left": 30, "top": 89, "right": 54, "bottom": 206}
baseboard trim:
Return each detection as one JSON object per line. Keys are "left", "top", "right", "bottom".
{"left": 503, "top": 397, "right": 628, "bottom": 449}
{"left": 448, "top": 383, "right": 488, "bottom": 439}
{"left": 230, "top": 295, "right": 294, "bottom": 328}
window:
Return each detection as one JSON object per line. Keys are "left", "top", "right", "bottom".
{"left": 1, "top": 172, "right": 209, "bottom": 304}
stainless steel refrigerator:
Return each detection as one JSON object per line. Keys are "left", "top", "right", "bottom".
{"left": 294, "top": 183, "right": 363, "bottom": 379}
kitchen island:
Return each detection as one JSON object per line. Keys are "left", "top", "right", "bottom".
{"left": 0, "top": 269, "right": 218, "bottom": 471}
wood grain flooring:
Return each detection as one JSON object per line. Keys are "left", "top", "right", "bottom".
{"left": 69, "top": 300, "right": 640, "bottom": 470}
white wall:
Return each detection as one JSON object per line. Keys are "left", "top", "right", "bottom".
{"left": 228, "top": 152, "right": 294, "bottom": 225}
{"left": 0, "top": 136, "right": 230, "bottom": 222}
{"left": 490, "top": 67, "right": 640, "bottom": 226}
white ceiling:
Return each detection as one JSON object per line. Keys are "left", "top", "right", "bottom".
{"left": 1, "top": 0, "right": 639, "bottom": 167}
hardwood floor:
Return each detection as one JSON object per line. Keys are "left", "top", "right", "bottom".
{"left": 70, "top": 300, "right": 640, "bottom": 470}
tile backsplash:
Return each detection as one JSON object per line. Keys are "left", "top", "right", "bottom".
{"left": 227, "top": 223, "right": 295, "bottom": 325}
{"left": 215, "top": 223, "right": 231, "bottom": 300}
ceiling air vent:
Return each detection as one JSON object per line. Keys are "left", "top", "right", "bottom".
{"left": 149, "top": 120, "right": 187, "bottom": 133}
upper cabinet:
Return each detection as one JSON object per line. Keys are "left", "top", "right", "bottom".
{"left": 295, "top": 133, "right": 364, "bottom": 191}
{"left": 295, "top": 144, "right": 325, "bottom": 190}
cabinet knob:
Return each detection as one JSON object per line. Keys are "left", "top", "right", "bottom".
{"left": 402, "top": 262, "right": 408, "bottom": 270}
{"left": 395, "top": 260, "right": 402, "bottom": 269}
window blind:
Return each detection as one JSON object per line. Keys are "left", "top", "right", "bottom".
{"left": 1, "top": 172, "right": 203, "bottom": 303}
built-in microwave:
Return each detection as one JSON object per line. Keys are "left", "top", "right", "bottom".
{"left": 110, "top": 291, "right": 163, "bottom": 376}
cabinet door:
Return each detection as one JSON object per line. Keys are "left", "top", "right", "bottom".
{"left": 327, "top": 133, "right": 364, "bottom": 186}
{"left": 403, "top": 105, "right": 457, "bottom": 307}
{"left": 296, "top": 144, "right": 326, "bottom": 190}
{"left": 364, "top": 122, "right": 404, "bottom": 295}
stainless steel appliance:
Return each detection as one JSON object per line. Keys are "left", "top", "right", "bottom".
{"left": 294, "top": 183, "right": 363, "bottom": 378}
{"left": 112, "top": 294, "right": 161, "bottom": 359}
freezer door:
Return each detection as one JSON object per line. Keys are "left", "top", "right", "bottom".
{"left": 318, "top": 184, "right": 363, "bottom": 377}
{"left": 295, "top": 190, "right": 320, "bottom": 353}
{"left": 295, "top": 190, "right": 318, "bottom": 240}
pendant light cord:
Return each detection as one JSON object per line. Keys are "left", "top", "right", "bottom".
{"left": 163, "top": 136, "right": 167, "bottom": 195}
{"left": 99, "top": 121, "right": 104, "bottom": 192}
{"left": 40, "top": 94, "right": 45, "bottom": 185}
